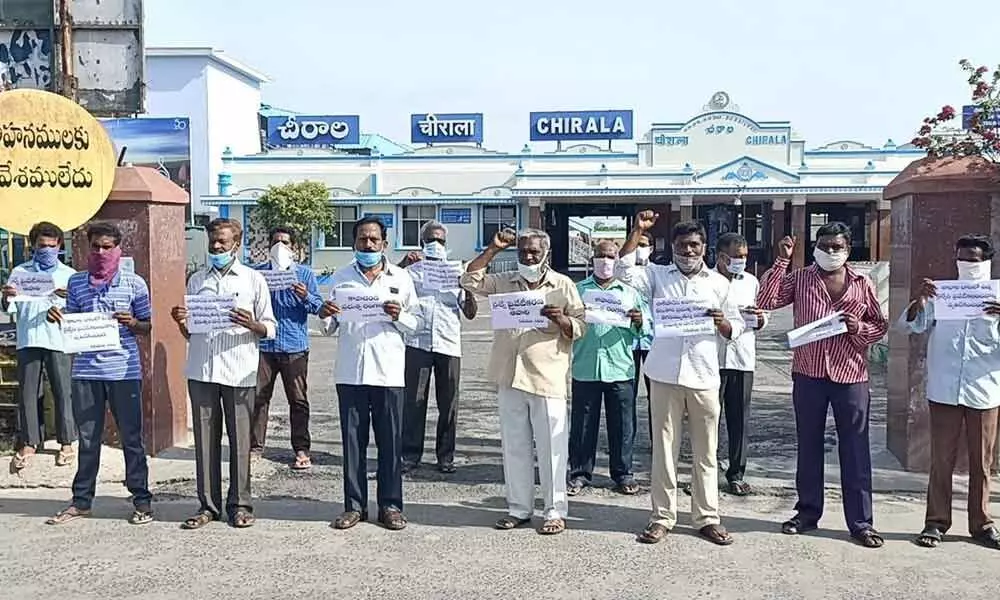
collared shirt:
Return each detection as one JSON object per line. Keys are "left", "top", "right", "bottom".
{"left": 65, "top": 270, "right": 151, "bottom": 381}
{"left": 616, "top": 253, "right": 742, "bottom": 391}
{"left": 323, "top": 260, "right": 421, "bottom": 388}
{"left": 185, "top": 261, "right": 277, "bottom": 388}
{"left": 899, "top": 300, "right": 1000, "bottom": 409}
{"left": 719, "top": 271, "right": 769, "bottom": 372}
{"left": 6, "top": 260, "right": 76, "bottom": 352}
{"left": 633, "top": 261, "right": 654, "bottom": 352}
{"left": 572, "top": 276, "right": 645, "bottom": 383}
{"left": 253, "top": 262, "right": 323, "bottom": 354}
{"left": 756, "top": 257, "right": 887, "bottom": 384}
{"left": 405, "top": 260, "right": 467, "bottom": 358}
{"left": 461, "top": 267, "right": 586, "bottom": 398}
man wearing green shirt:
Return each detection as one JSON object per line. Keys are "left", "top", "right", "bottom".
{"left": 568, "top": 240, "right": 645, "bottom": 496}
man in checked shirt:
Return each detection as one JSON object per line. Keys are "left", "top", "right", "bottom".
{"left": 756, "top": 222, "right": 888, "bottom": 548}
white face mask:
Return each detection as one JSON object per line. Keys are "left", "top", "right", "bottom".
{"left": 813, "top": 248, "right": 848, "bottom": 272}
{"left": 423, "top": 241, "right": 447, "bottom": 260}
{"left": 269, "top": 243, "right": 295, "bottom": 270}
{"left": 592, "top": 257, "right": 616, "bottom": 280}
{"left": 518, "top": 256, "right": 547, "bottom": 283}
{"left": 957, "top": 259, "right": 992, "bottom": 281}
{"left": 635, "top": 246, "right": 652, "bottom": 264}
{"left": 674, "top": 254, "right": 704, "bottom": 274}
{"left": 726, "top": 257, "right": 747, "bottom": 275}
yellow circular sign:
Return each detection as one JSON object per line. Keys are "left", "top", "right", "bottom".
{"left": 0, "top": 89, "right": 117, "bottom": 235}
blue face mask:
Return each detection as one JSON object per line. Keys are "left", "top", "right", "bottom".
{"left": 33, "top": 247, "right": 60, "bottom": 271}
{"left": 355, "top": 250, "right": 383, "bottom": 268}
{"left": 208, "top": 251, "right": 234, "bottom": 270}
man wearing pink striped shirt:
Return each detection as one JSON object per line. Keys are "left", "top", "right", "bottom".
{"left": 756, "top": 222, "right": 888, "bottom": 548}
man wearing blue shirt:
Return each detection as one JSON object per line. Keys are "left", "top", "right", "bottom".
{"left": 250, "top": 227, "right": 324, "bottom": 470}
{"left": 44, "top": 222, "right": 154, "bottom": 526}
{"left": 903, "top": 234, "right": 1000, "bottom": 550}
{"left": 2, "top": 222, "right": 77, "bottom": 472}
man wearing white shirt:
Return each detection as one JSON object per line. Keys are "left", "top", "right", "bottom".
{"left": 319, "top": 216, "right": 421, "bottom": 532}
{"left": 398, "top": 220, "right": 477, "bottom": 474}
{"left": 714, "top": 232, "right": 768, "bottom": 496}
{"left": 171, "top": 218, "right": 277, "bottom": 530}
{"left": 902, "top": 234, "right": 1000, "bottom": 550}
{"left": 617, "top": 211, "right": 742, "bottom": 546}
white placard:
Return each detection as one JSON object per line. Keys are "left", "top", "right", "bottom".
{"left": 7, "top": 271, "right": 55, "bottom": 302}
{"left": 583, "top": 289, "right": 632, "bottom": 328}
{"left": 333, "top": 289, "right": 389, "bottom": 323}
{"left": 185, "top": 294, "right": 237, "bottom": 334}
{"left": 652, "top": 297, "right": 716, "bottom": 338}
{"left": 416, "top": 260, "right": 463, "bottom": 291}
{"left": 61, "top": 312, "right": 122, "bottom": 353}
{"left": 489, "top": 290, "right": 548, "bottom": 330}
{"left": 260, "top": 269, "right": 298, "bottom": 291}
{"left": 931, "top": 280, "right": 1000, "bottom": 320}
{"left": 787, "top": 311, "right": 847, "bottom": 349}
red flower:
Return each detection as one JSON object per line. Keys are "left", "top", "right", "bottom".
{"left": 973, "top": 82, "right": 992, "bottom": 100}
{"left": 977, "top": 66, "right": 990, "bottom": 76}
{"left": 938, "top": 105, "right": 957, "bottom": 120}
{"left": 918, "top": 124, "right": 932, "bottom": 135}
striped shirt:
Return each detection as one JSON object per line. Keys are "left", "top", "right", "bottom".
{"left": 64, "top": 270, "right": 151, "bottom": 381}
{"left": 253, "top": 262, "right": 323, "bottom": 354}
{"left": 185, "top": 261, "right": 277, "bottom": 388}
{"left": 756, "top": 257, "right": 887, "bottom": 384}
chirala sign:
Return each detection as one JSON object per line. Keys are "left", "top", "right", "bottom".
{"left": 529, "top": 110, "right": 633, "bottom": 142}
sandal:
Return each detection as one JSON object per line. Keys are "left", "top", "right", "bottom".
{"left": 637, "top": 522, "right": 669, "bottom": 544}
{"left": 567, "top": 478, "right": 587, "bottom": 497}
{"left": 379, "top": 509, "right": 407, "bottom": 531}
{"left": 46, "top": 506, "right": 90, "bottom": 525}
{"left": 55, "top": 447, "right": 76, "bottom": 467}
{"left": 538, "top": 518, "right": 565, "bottom": 535}
{"left": 438, "top": 463, "right": 456, "bottom": 474}
{"left": 332, "top": 510, "right": 367, "bottom": 530}
{"left": 972, "top": 525, "right": 1000, "bottom": 549}
{"left": 915, "top": 526, "right": 943, "bottom": 548}
{"left": 616, "top": 479, "right": 640, "bottom": 495}
{"left": 699, "top": 524, "right": 734, "bottom": 546}
{"left": 852, "top": 528, "right": 884, "bottom": 549}
{"left": 9, "top": 452, "right": 31, "bottom": 474}
{"left": 494, "top": 515, "right": 531, "bottom": 530}
{"left": 727, "top": 480, "right": 751, "bottom": 496}
{"left": 781, "top": 516, "right": 818, "bottom": 535}
{"left": 292, "top": 454, "right": 312, "bottom": 471}
{"left": 128, "top": 506, "right": 154, "bottom": 525}
{"left": 231, "top": 510, "right": 256, "bottom": 528}
{"left": 181, "top": 510, "right": 218, "bottom": 530}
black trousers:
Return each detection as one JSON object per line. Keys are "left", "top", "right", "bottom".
{"left": 337, "top": 384, "right": 404, "bottom": 514}
{"left": 719, "top": 369, "right": 754, "bottom": 483}
{"left": 569, "top": 379, "right": 635, "bottom": 483}
{"left": 402, "top": 346, "right": 460, "bottom": 466}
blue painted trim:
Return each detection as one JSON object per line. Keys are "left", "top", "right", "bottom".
{"left": 228, "top": 152, "right": 638, "bottom": 162}
{"left": 218, "top": 205, "right": 230, "bottom": 219}
{"left": 512, "top": 185, "right": 886, "bottom": 196}
{"left": 695, "top": 156, "right": 801, "bottom": 182}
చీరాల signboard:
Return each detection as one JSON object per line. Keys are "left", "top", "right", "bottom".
{"left": 264, "top": 115, "right": 361, "bottom": 148}
{"left": 529, "top": 110, "right": 634, "bottom": 142}
{"left": 0, "top": 89, "right": 117, "bottom": 234}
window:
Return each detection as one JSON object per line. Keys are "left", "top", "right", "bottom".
{"left": 319, "top": 206, "right": 358, "bottom": 248}
{"left": 400, "top": 205, "right": 437, "bottom": 247}
{"left": 481, "top": 205, "right": 517, "bottom": 246}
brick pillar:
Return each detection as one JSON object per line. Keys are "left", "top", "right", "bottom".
{"left": 790, "top": 195, "right": 807, "bottom": 269}
{"left": 877, "top": 199, "right": 891, "bottom": 261}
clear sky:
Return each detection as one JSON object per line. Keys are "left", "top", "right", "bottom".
{"left": 145, "top": 0, "right": 998, "bottom": 153}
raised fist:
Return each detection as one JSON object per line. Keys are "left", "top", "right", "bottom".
{"left": 777, "top": 236, "right": 796, "bottom": 260}
{"left": 635, "top": 210, "right": 659, "bottom": 232}
{"left": 491, "top": 228, "right": 517, "bottom": 250}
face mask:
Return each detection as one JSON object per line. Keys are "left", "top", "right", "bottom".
{"left": 813, "top": 248, "right": 848, "bottom": 272}
{"left": 674, "top": 255, "right": 703, "bottom": 274}
{"left": 88, "top": 246, "right": 122, "bottom": 285}
{"left": 726, "top": 257, "right": 747, "bottom": 275}
{"left": 208, "top": 250, "right": 235, "bottom": 270}
{"left": 269, "top": 243, "right": 295, "bottom": 270}
{"left": 355, "top": 250, "right": 383, "bottom": 268}
{"left": 635, "top": 246, "right": 652, "bottom": 264}
{"left": 957, "top": 259, "right": 992, "bottom": 281}
{"left": 592, "top": 257, "right": 616, "bottom": 280}
{"left": 518, "top": 261, "right": 545, "bottom": 283}
{"left": 423, "top": 241, "right": 447, "bottom": 260}
{"left": 33, "top": 247, "right": 60, "bottom": 271}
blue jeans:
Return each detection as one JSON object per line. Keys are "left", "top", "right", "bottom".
{"left": 568, "top": 379, "right": 635, "bottom": 484}
{"left": 71, "top": 379, "right": 151, "bottom": 511}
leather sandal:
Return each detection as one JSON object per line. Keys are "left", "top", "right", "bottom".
{"left": 915, "top": 526, "right": 943, "bottom": 548}
{"left": 181, "top": 510, "right": 218, "bottom": 530}
{"left": 231, "top": 510, "right": 256, "bottom": 528}
{"left": 781, "top": 516, "right": 818, "bottom": 535}
{"left": 379, "top": 509, "right": 407, "bottom": 531}
{"left": 852, "top": 528, "right": 884, "bottom": 549}
{"left": 495, "top": 515, "right": 531, "bottom": 530}
{"left": 699, "top": 524, "right": 734, "bottom": 546}
{"left": 538, "top": 518, "right": 565, "bottom": 535}
{"left": 637, "top": 522, "right": 669, "bottom": 544}
{"left": 332, "top": 510, "right": 367, "bottom": 530}
{"left": 46, "top": 506, "right": 90, "bottom": 526}
{"left": 972, "top": 525, "right": 1000, "bottom": 549}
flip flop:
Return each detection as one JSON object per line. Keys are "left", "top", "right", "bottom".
{"left": 852, "top": 528, "right": 884, "bottom": 549}
{"left": 46, "top": 506, "right": 90, "bottom": 526}
{"left": 538, "top": 518, "right": 565, "bottom": 535}
{"left": 181, "top": 510, "right": 217, "bottom": 530}
{"left": 915, "top": 526, "right": 943, "bottom": 548}
{"left": 292, "top": 454, "right": 312, "bottom": 471}
{"left": 699, "top": 524, "right": 734, "bottom": 546}
{"left": 637, "top": 522, "right": 669, "bottom": 544}
{"left": 494, "top": 515, "right": 531, "bottom": 530}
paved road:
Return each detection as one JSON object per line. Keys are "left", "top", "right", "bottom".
{"left": 0, "top": 306, "right": 998, "bottom": 599}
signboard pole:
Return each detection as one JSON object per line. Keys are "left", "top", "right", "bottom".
{"left": 57, "top": 0, "right": 76, "bottom": 101}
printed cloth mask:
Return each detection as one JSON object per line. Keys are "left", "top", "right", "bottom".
{"left": 33, "top": 247, "right": 60, "bottom": 271}
{"left": 674, "top": 254, "right": 703, "bottom": 273}
{"left": 208, "top": 249, "right": 235, "bottom": 270}
{"left": 635, "top": 246, "right": 652, "bottom": 264}
{"left": 726, "top": 257, "right": 747, "bottom": 275}
{"left": 88, "top": 246, "right": 122, "bottom": 286}
{"left": 423, "top": 241, "right": 447, "bottom": 260}
{"left": 592, "top": 257, "right": 616, "bottom": 280}
{"left": 814, "top": 248, "right": 848, "bottom": 272}
{"left": 957, "top": 259, "right": 992, "bottom": 281}
{"left": 270, "top": 243, "right": 295, "bottom": 270}
{"left": 355, "top": 250, "right": 383, "bottom": 268}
